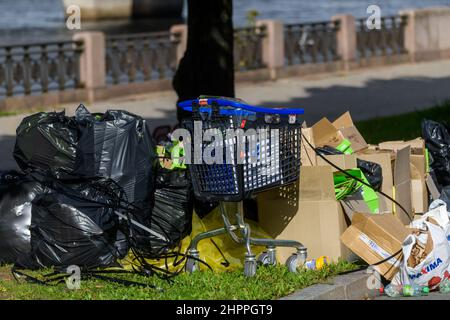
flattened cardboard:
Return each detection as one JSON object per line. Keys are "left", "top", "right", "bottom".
{"left": 426, "top": 174, "right": 441, "bottom": 200}
{"left": 340, "top": 192, "right": 388, "bottom": 220}
{"left": 340, "top": 193, "right": 371, "bottom": 220}
{"left": 393, "top": 146, "right": 413, "bottom": 224}
{"left": 410, "top": 155, "right": 428, "bottom": 213}
{"left": 410, "top": 161, "right": 423, "bottom": 180}
{"left": 377, "top": 139, "right": 428, "bottom": 213}
{"left": 379, "top": 138, "right": 425, "bottom": 155}
{"left": 316, "top": 154, "right": 357, "bottom": 172}
{"left": 311, "top": 117, "right": 344, "bottom": 148}
{"left": 332, "top": 111, "right": 354, "bottom": 129}
{"left": 378, "top": 138, "right": 426, "bottom": 173}
{"left": 411, "top": 179, "right": 428, "bottom": 215}
{"left": 340, "top": 213, "right": 410, "bottom": 280}
{"left": 339, "top": 126, "right": 368, "bottom": 152}
{"left": 356, "top": 152, "right": 394, "bottom": 212}
{"left": 298, "top": 166, "right": 335, "bottom": 201}
{"left": 300, "top": 127, "right": 317, "bottom": 166}
{"left": 332, "top": 112, "right": 368, "bottom": 152}
{"left": 394, "top": 146, "right": 411, "bottom": 185}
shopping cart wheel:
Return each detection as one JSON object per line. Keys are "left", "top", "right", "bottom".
{"left": 186, "top": 257, "right": 199, "bottom": 273}
{"left": 257, "top": 250, "right": 276, "bottom": 266}
{"left": 285, "top": 254, "right": 299, "bottom": 273}
{"left": 244, "top": 255, "right": 257, "bottom": 277}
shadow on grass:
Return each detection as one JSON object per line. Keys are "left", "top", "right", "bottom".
{"left": 355, "top": 100, "right": 450, "bottom": 144}
{"left": 257, "top": 75, "right": 450, "bottom": 126}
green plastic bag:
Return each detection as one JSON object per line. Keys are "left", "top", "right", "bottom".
{"left": 334, "top": 168, "right": 380, "bottom": 213}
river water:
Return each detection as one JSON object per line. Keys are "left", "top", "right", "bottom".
{"left": 1, "top": 0, "right": 450, "bottom": 43}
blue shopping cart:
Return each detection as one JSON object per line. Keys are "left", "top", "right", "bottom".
{"left": 179, "top": 96, "right": 307, "bottom": 276}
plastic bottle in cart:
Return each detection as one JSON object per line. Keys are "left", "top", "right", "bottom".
{"left": 402, "top": 284, "right": 430, "bottom": 297}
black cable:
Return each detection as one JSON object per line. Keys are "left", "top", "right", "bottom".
{"left": 301, "top": 132, "right": 413, "bottom": 223}
{"left": 210, "top": 239, "right": 231, "bottom": 267}
{"left": 11, "top": 266, "right": 49, "bottom": 286}
{"left": 336, "top": 248, "right": 403, "bottom": 281}
{"left": 86, "top": 273, "right": 160, "bottom": 289}
{"left": 23, "top": 169, "right": 205, "bottom": 280}
{"left": 300, "top": 133, "right": 410, "bottom": 278}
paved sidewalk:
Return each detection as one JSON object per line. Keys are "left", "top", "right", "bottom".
{"left": 374, "top": 292, "right": 450, "bottom": 300}
{"left": 280, "top": 270, "right": 374, "bottom": 300}
{"left": 2, "top": 58, "right": 450, "bottom": 170}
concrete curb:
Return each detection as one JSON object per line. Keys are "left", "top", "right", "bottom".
{"left": 280, "top": 270, "right": 376, "bottom": 300}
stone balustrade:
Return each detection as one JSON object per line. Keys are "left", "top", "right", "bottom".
{"left": 2, "top": 7, "right": 450, "bottom": 111}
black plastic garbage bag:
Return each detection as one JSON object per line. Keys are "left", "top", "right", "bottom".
{"left": 22, "top": 182, "right": 125, "bottom": 269}
{"left": 14, "top": 111, "right": 79, "bottom": 179}
{"left": 356, "top": 159, "right": 383, "bottom": 191}
{"left": 0, "top": 172, "right": 45, "bottom": 264}
{"left": 316, "top": 146, "right": 383, "bottom": 191}
{"left": 422, "top": 119, "right": 450, "bottom": 189}
{"left": 439, "top": 186, "right": 450, "bottom": 210}
{"left": 14, "top": 106, "right": 157, "bottom": 208}
{"left": 74, "top": 105, "right": 157, "bottom": 207}
{"left": 135, "top": 168, "right": 193, "bottom": 256}
{"left": 193, "top": 198, "right": 219, "bottom": 219}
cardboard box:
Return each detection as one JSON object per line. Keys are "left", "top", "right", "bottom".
{"left": 311, "top": 117, "right": 345, "bottom": 149}
{"left": 341, "top": 213, "right": 410, "bottom": 280}
{"left": 392, "top": 146, "right": 413, "bottom": 224}
{"left": 426, "top": 174, "right": 441, "bottom": 200}
{"left": 332, "top": 112, "right": 368, "bottom": 152}
{"left": 300, "top": 127, "right": 317, "bottom": 166}
{"left": 257, "top": 165, "right": 352, "bottom": 262}
{"left": 316, "top": 154, "right": 357, "bottom": 171}
{"left": 411, "top": 178, "right": 428, "bottom": 215}
{"left": 363, "top": 146, "right": 414, "bottom": 221}
{"left": 378, "top": 138, "right": 425, "bottom": 154}
{"left": 356, "top": 150, "right": 394, "bottom": 212}
{"left": 302, "top": 116, "right": 414, "bottom": 221}
{"left": 378, "top": 139, "right": 429, "bottom": 214}
{"left": 310, "top": 112, "right": 368, "bottom": 153}
{"left": 340, "top": 192, "right": 388, "bottom": 220}
{"left": 300, "top": 131, "right": 399, "bottom": 220}
{"left": 314, "top": 151, "right": 394, "bottom": 218}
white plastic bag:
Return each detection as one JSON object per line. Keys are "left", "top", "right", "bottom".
{"left": 398, "top": 221, "right": 450, "bottom": 290}
{"left": 414, "top": 200, "right": 449, "bottom": 230}
{"left": 420, "top": 200, "right": 450, "bottom": 247}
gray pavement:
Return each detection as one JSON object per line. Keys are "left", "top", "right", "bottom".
{"left": 374, "top": 292, "right": 450, "bottom": 300}
{"left": 2, "top": 58, "right": 450, "bottom": 170}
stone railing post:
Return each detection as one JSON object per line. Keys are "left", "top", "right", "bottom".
{"left": 401, "top": 7, "right": 450, "bottom": 62}
{"left": 170, "top": 24, "right": 188, "bottom": 66}
{"left": 332, "top": 14, "right": 357, "bottom": 70}
{"left": 72, "top": 32, "right": 106, "bottom": 102}
{"left": 256, "top": 20, "right": 284, "bottom": 80}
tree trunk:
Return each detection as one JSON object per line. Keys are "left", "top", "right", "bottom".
{"left": 173, "top": 0, "right": 234, "bottom": 121}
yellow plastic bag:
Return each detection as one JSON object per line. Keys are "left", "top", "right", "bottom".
{"left": 120, "top": 204, "right": 271, "bottom": 273}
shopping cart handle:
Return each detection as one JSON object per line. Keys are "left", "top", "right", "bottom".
{"left": 178, "top": 97, "right": 305, "bottom": 115}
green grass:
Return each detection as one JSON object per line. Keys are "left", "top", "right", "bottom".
{"left": 0, "top": 107, "right": 48, "bottom": 117}
{"left": 0, "top": 261, "right": 359, "bottom": 300}
{"left": 0, "top": 111, "right": 19, "bottom": 117}
{"left": 355, "top": 100, "right": 450, "bottom": 144}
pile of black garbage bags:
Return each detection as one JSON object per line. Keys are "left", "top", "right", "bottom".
{"left": 422, "top": 119, "right": 450, "bottom": 204}
{"left": 0, "top": 105, "right": 193, "bottom": 271}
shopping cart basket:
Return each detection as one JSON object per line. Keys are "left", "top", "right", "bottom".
{"left": 178, "top": 96, "right": 307, "bottom": 276}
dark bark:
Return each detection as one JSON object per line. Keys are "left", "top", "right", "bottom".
{"left": 173, "top": 0, "right": 235, "bottom": 121}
